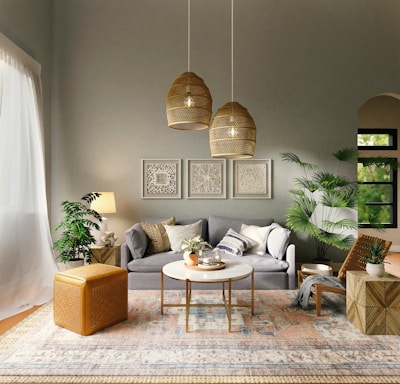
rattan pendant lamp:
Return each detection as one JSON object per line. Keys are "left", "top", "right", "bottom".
{"left": 209, "top": 0, "right": 256, "bottom": 158}
{"left": 166, "top": 0, "right": 212, "bottom": 130}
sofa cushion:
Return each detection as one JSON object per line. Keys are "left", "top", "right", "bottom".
{"left": 124, "top": 223, "right": 148, "bottom": 259}
{"left": 164, "top": 220, "right": 203, "bottom": 253}
{"left": 222, "top": 253, "right": 289, "bottom": 272}
{"left": 208, "top": 216, "right": 274, "bottom": 247}
{"left": 240, "top": 224, "right": 273, "bottom": 255}
{"left": 267, "top": 223, "right": 291, "bottom": 260}
{"left": 127, "top": 251, "right": 182, "bottom": 273}
{"left": 215, "top": 229, "right": 255, "bottom": 256}
{"left": 141, "top": 217, "right": 175, "bottom": 255}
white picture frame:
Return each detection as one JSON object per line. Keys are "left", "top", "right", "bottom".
{"left": 231, "top": 159, "right": 272, "bottom": 199}
{"left": 141, "top": 159, "right": 181, "bottom": 199}
{"left": 187, "top": 159, "right": 226, "bottom": 199}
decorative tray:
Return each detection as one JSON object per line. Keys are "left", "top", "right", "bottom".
{"left": 184, "top": 262, "right": 225, "bottom": 271}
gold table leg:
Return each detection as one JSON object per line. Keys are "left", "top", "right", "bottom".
{"left": 160, "top": 269, "right": 164, "bottom": 315}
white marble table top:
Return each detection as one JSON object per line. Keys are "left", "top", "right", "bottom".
{"left": 162, "top": 259, "right": 253, "bottom": 283}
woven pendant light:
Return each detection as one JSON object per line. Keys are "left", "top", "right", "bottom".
{"left": 166, "top": 0, "right": 212, "bottom": 130}
{"left": 210, "top": 101, "right": 256, "bottom": 158}
{"left": 209, "top": 0, "right": 256, "bottom": 158}
{"left": 166, "top": 71, "right": 212, "bottom": 130}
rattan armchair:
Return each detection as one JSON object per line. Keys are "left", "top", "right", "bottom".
{"left": 298, "top": 234, "right": 392, "bottom": 316}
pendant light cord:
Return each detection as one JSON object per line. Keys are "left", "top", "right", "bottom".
{"left": 188, "top": 0, "right": 191, "bottom": 72}
{"left": 231, "top": 0, "right": 234, "bottom": 103}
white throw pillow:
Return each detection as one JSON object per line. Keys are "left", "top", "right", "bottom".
{"left": 240, "top": 224, "right": 272, "bottom": 255}
{"left": 267, "top": 223, "right": 291, "bottom": 260}
{"left": 164, "top": 220, "right": 203, "bottom": 253}
{"left": 216, "top": 228, "right": 255, "bottom": 256}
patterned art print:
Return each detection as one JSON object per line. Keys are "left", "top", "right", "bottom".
{"left": 187, "top": 159, "right": 226, "bottom": 199}
{"left": 141, "top": 159, "right": 181, "bottom": 199}
{"left": 232, "top": 159, "right": 272, "bottom": 199}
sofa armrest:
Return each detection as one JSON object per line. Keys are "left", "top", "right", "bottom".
{"left": 286, "top": 243, "right": 296, "bottom": 290}
{"left": 121, "top": 242, "right": 133, "bottom": 271}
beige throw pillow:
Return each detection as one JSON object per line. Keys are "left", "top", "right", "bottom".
{"left": 141, "top": 217, "right": 175, "bottom": 255}
{"left": 164, "top": 220, "right": 203, "bottom": 253}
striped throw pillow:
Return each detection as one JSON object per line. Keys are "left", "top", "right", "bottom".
{"left": 216, "top": 228, "right": 255, "bottom": 256}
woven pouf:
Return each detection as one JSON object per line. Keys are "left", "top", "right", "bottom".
{"left": 54, "top": 264, "right": 128, "bottom": 336}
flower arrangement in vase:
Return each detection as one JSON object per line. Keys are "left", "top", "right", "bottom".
{"left": 180, "top": 236, "right": 211, "bottom": 266}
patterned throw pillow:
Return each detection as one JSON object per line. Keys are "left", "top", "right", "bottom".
{"left": 216, "top": 228, "right": 255, "bottom": 256}
{"left": 141, "top": 217, "right": 175, "bottom": 255}
{"left": 164, "top": 220, "right": 203, "bottom": 253}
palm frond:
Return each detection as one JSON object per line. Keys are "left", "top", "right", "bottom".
{"left": 333, "top": 147, "right": 358, "bottom": 162}
{"left": 281, "top": 153, "right": 317, "bottom": 170}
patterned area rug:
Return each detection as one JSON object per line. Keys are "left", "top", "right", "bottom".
{"left": 1, "top": 289, "right": 400, "bottom": 384}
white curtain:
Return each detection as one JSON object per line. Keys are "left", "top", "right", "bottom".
{"left": 0, "top": 34, "right": 58, "bottom": 320}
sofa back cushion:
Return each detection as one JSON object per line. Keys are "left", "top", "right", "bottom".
{"left": 165, "top": 220, "right": 203, "bottom": 253}
{"left": 175, "top": 218, "right": 208, "bottom": 241}
{"left": 208, "top": 216, "right": 274, "bottom": 247}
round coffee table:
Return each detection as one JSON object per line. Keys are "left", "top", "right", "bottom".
{"left": 161, "top": 259, "right": 254, "bottom": 332}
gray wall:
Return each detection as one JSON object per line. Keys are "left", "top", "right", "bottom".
{"left": 0, "top": 0, "right": 52, "bottom": 200}
{"left": 2, "top": 0, "right": 400, "bottom": 263}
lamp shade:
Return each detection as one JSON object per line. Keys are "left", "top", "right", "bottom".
{"left": 209, "top": 101, "right": 256, "bottom": 158}
{"left": 90, "top": 192, "right": 116, "bottom": 214}
{"left": 166, "top": 71, "right": 212, "bottom": 130}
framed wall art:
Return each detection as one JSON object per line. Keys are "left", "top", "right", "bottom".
{"left": 231, "top": 159, "right": 272, "bottom": 199}
{"left": 141, "top": 159, "right": 181, "bottom": 199}
{"left": 187, "top": 159, "right": 226, "bottom": 199}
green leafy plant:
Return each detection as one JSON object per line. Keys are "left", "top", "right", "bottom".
{"left": 361, "top": 238, "right": 388, "bottom": 264}
{"left": 53, "top": 192, "right": 102, "bottom": 264}
{"left": 281, "top": 148, "right": 358, "bottom": 260}
{"left": 180, "top": 236, "right": 211, "bottom": 256}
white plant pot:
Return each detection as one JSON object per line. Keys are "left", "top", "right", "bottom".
{"left": 64, "top": 259, "right": 85, "bottom": 270}
{"left": 366, "top": 263, "right": 385, "bottom": 277}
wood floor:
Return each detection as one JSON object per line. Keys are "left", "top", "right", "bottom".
{"left": 0, "top": 306, "right": 40, "bottom": 335}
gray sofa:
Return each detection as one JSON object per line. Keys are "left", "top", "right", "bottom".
{"left": 121, "top": 216, "right": 296, "bottom": 290}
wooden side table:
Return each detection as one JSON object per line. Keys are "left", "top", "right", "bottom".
{"left": 90, "top": 244, "right": 121, "bottom": 266}
{"left": 346, "top": 270, "right": 400, "bottom": 335}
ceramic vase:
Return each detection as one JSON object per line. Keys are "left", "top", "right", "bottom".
{"left": 366, "top": 262, "right": 385, "bottom": 277}
{"left": 184, "top": 252, "right": 198, "bottom": 266}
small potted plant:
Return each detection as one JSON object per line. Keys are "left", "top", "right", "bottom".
{"left": 180, "top": 236, "right": 211, "bottom": 266}
{"left": 362, "top": 238, "right": 389, "bottom": 277}
{"left": 53, "top": 192, "right": 102, "bottom": 268}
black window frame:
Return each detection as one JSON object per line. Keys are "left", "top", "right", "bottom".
{"left": 357, "top": 158, "right": 398, "bottom": 228}
{"left": 358, "top": 128, "right": 397, "bottom": 150}
{"left": 358, "top": 127, "right": 398, "bottom": 229}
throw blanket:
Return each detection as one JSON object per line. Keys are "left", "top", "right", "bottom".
{"left": 292, "top": 275, "right": 345, "bottom": 309}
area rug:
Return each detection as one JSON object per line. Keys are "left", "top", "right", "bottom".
{"left": 1, "top": 289, "right": 400, "bottom": 384}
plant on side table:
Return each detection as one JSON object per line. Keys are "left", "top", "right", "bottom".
{"left": 362, "top": 238, "right": 389, "bottom": 277}
{"left": 53, "top": 192, "right": 102, "bottom": 268}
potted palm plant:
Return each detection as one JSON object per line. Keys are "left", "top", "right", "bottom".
{"left": 53, "top": 192, "right": 102, "bottom": 268}
{"left": 362, "top": 238, "right": 388, "bottom": 277}
{"left": 281, "top": 148, "right": 358, "bottom": 261}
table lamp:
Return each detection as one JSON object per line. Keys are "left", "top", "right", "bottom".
{"left": 90, "top": 192, "right": 116, "bottom": 236}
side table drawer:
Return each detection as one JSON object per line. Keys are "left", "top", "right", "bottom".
{"left": 90, "top": 244, "right": 121, "bottom": 266}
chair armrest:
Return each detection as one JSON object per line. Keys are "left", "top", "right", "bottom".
{"left": 120, "top": 242, "right": 133, "bottom": 271}
{"left": 286, "top": 243, "right": 296, "bottom": 290}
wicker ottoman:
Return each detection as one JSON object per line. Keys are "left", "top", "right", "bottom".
{"left": 54, "top": 264, "right": 128, "bottom": 336}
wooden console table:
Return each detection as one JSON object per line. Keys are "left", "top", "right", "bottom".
{"left": 346, "top": 270, "right": 400, "bottom": 335}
